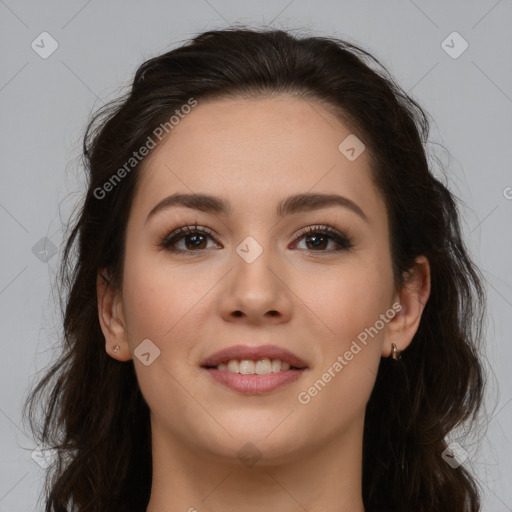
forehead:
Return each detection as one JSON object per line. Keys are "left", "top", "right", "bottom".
{"left": 130, "top": 95, "right": 385, "bottom": 224}
{"left": 152, "top": 95, "right": 356, "bottom": 166}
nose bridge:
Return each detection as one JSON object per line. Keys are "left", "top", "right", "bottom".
{"left": 219, "top": 230, "right": 292, "bottom": 322}
{"left": 235, "top": 233, "right": 268, "bottom": 266}
{"left": 232, "top": 232, "right": 279, "bottom": 292}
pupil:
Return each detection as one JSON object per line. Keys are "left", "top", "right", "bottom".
{"left": 186, "top": 234, "right": 205, "bottom": 249}
{"left": 183, "top": 233, "right": 329, "bottom": 251}
{"left": 307, "top": 235, "right": 326, "bottom": 250}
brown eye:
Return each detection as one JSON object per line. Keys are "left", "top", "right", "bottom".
{"left": 159, "top": 223, "right": 353, "bottom": 255}
{"left": 160, "top": 224, "right": 220, "bottom": 253}
{"left": 292, "top": 225, "right": 353, "bottom": 252}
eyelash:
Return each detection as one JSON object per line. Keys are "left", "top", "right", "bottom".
{"left": 159, "top": 222, "right": 354, "bottom": 255}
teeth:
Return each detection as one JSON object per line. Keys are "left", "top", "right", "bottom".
{"left": 215, "top": 359, "right": 294, "bottom": 374}
{"left": 239, "top": 360, "right": 254, "bottom": 374}
{"left": 271, "top": 359, "right": 282, "bottom": 372}
{"left": 227, "top": 360, "right": 239, "bottom": 373}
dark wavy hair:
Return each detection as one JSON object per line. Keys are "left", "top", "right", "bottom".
{"left": 23, "top": 26, "right": 487, "bottom": 512}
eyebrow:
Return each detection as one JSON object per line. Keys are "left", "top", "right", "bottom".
{"left": 145, "top": 192, "right": 369, "bottom": 224}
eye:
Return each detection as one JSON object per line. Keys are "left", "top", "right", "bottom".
{"left": 159, "top": 223, "right": 220, "bottom": 254}
{"left": 159, "top": 223, "right": 354, "bottom": 254}
{"left": 291, "top": 225, "right": 353, "bottom": 252}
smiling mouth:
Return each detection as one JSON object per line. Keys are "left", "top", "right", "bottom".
{"left": 200, "top": 344, "right": 308, "bottom": 393}
{"left": 202, "top": 359, "right": 308, "bottom": 395}
{"left": 203, "top": 358, "right": 304, "bottom": 374}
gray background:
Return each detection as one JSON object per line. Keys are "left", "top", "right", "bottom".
{"left": 1, "top": 0, "right": 511, "bottom": 510}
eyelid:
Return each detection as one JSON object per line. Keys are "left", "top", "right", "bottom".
{"left": 159, "top": 223, "right": 220, "bottom": 249}
{"left": 290, "top": 224, "right": 354, "bottom": 250}
{"left": 159, "top": 223, "right": 354, "bottom": 253}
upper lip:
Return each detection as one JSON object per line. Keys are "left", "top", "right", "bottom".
{"left": 201, "top": 344, "right": 308, "bottom": 369}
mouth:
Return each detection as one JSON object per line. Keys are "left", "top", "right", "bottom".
{"left": 203, "top": 359, "right": 304, "bottom": 373}
{"left": 200, "top": 344, "right": 309, "bottom": 394}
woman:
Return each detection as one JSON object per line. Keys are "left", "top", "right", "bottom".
{"left": 24, "top": 27, "right": 486, "bottom": 512}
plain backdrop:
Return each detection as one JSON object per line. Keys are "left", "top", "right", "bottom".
{"left": 0, "top": 1, "right": 511, "bottom": 510}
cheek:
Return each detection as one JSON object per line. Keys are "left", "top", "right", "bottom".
{"left": 121, "top": 244, "right": 206, "bottom": 343}
{"left": 293, "top": 268, "right": 390, "bottom": 426}
{"left": 122, "top": 235, "right": 394, "bottom": 354}
{"left": 291, "top": 254, "right": 394, "bottom": 343}
{"left": 119, "top": 248, "right": 210, "bottom": 412}
{"left": 291, "top": 254, "right": 393, "bottom": 415}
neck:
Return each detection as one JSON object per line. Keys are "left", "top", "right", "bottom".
{"left": 145, "top": 415, "right": 366, "bottom": 512}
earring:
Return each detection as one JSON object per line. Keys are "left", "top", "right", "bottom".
{"left": 112, "top": 345, "right": 120, "bottom": 353}
{"left": 391, "top": 343, "right": 401, "bottom": 360}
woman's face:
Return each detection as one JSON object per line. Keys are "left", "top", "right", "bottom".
{"left": 103, "top": 95, "right": 420, "bottom": 463}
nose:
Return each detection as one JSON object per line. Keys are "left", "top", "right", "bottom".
{"left": 218, "top": 238, "right": 293, "bottom": 325}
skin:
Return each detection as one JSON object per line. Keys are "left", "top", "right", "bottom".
{"left": 97, "top": 95, "right": 430, "bottom": 512}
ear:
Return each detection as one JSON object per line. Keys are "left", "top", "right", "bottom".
{"left": 97, "top": 269, "right": 132, "bottom": 361}
{"left": 383, "top": 255, "right": 431, "bottom": 357}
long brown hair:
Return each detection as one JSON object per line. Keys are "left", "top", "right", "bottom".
{"left": 23, "top": 27, "right": 487, "bottom": 512}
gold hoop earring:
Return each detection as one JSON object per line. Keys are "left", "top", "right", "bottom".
{"left": 391, "top": 343, "right": 401, "bottom": 360}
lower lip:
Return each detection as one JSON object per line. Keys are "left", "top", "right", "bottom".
{"left": 203, "top": 368, "right": 307, "bottom": 394}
